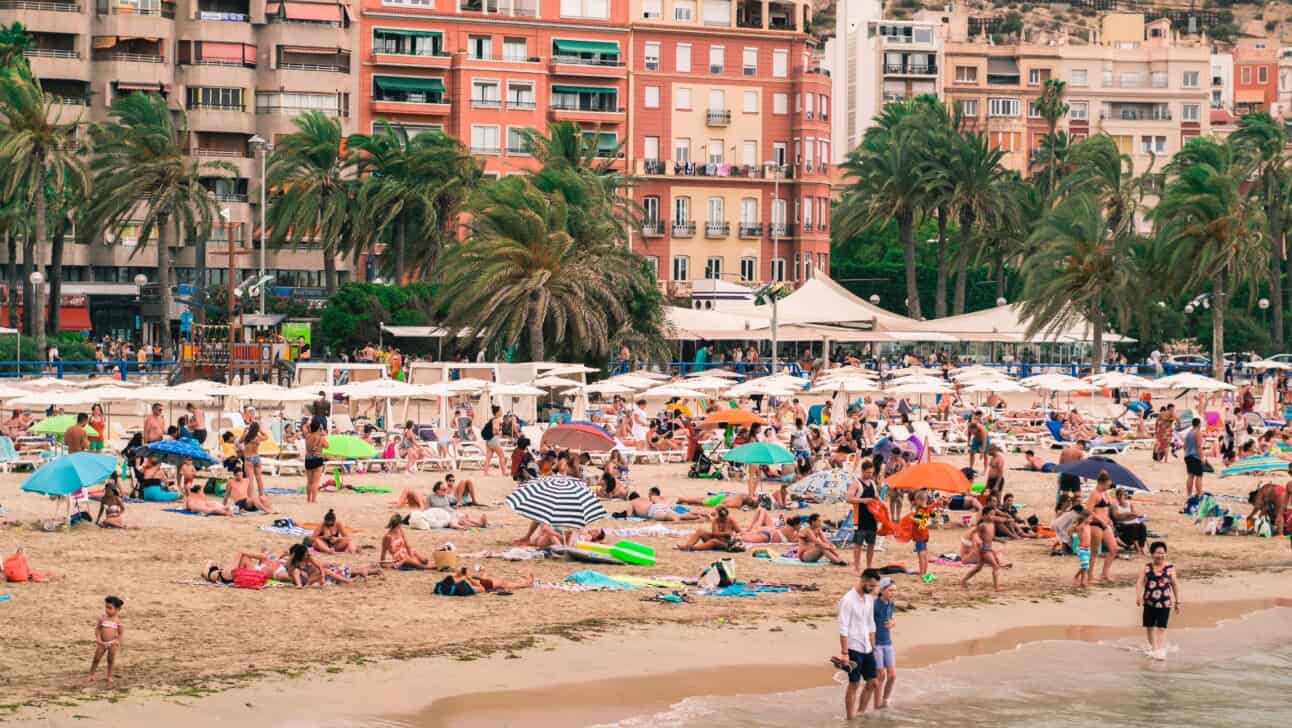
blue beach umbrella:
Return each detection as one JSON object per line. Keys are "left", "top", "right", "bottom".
{"left": 1054, "top": 456, "right": 1149, "bottom": 492}
{"left": 138, "top": 438, "right": 216, "bottom": 468}
{"left": 21, "top": 453, "right": 119, "bottom": 496}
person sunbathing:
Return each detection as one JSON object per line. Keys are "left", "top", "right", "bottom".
{"left": 676, "top": 506, "right": 741, "bottom": 551}
{"left": 514, "top": 520, "right": 565, "bottom": 548}
{"left": 381, "top": 514, "right": 431, "bottom": 569}
{"left": 203, "top": 550, "right": 290, "bottom": 585}
{"left": 469, "top": 566, "right": 535, "bottom": 593}
{"left": 598, "top": 472, "right": 628, "bottom": 499}
{"left": 185, "top": 483, "right": 231, "bottom": 516}
{"left": 222, "top": 464, "right": 274, "bottom": 513}
{"left": 443, "top": 474, "right": 480, "bottom": 507}
{"left": 677, "top": 492, "right": 759, "bottom": 509}
{"left": 740, "top": 511, "right": 801, "bottom": 544}
{"left": 796, "top": 513, "right": 847, "bottom": 565}
{"left": 392, "top": 487, "right": 431, "bottom": 510}
{"left": 95, "top": 479, "right": 131, "bottom": 529}
{"left": 310, "top": 509, "right": 357, "bottom": 554}
{"left": 626, "top": 488, "right": 705, "bottom": 522}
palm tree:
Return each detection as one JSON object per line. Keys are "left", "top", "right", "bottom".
{"left": 1029, "top": 130, "right": 1073, "bottom": 200}
{"left": 1232, "top": 112, "right": 1288, "bottom": 348}
{"left": 265, "top": 111, "right": 357, "bottom": 295}
{"left": 524, "top": 121, "right": 636, "bottom": 249}
{"left": 44, "top": 181, "right": 85, "bottom": 334}
{"left": 942, "top": 130, "right": 1012, "bottom": 315}
{"left": 1020, "top": 193, "right": 1143, "bottom": 374}
{"left": 84, "top": 93, "right": 231, "bottom": 351}
{"left": 1033, "top": 79, "right": 1069, "bottom": 200}
{"left": 913, "top": 100, "right": 960, "bottom": 318}
{"left": 0, "top": 65, "right": 89, "bottom": 351}
{"left": 0, "top": 22, "right": 31, "bottom": 67}
{"left": 433, "top": 176, "right": 642, "bottom": 361}
{"left": 1155, "top": 137, "right": 1267, "bottom": 379}
{"left": 0, "top": 198, "right": 25, "bottom": 329}
{"left": 1060, "top": 134, "right": 1148, "bottom": 237}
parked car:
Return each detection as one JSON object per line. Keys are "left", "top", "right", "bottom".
{"left": 1264, "top": 354, "right": 1292, "bottom": 366}
{"left": 1163, "top": 354, "right": 1211, "bottom": 374}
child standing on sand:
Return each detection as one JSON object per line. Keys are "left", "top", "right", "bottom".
{"left": 911, "top": 490, "right": 934, "bottom": 583}
{"left": 1073, "top": 510, "right": 1092, "bottom": 588}
{"left": 88, "top": 596, "right": 124, "bottom": 687}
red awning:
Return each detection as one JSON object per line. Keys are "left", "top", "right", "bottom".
{"left": 200, "top": 42, "right": 246, "bottom": 62}
{"left": 267, "top": 2, "right": 342, "bottom": 22}
{"left": 1210, "top": 108, "right": 1236, "bottom": 124}
{"left": 0, "top": 305, "right": 91, "bottom": 332}
{"left": 244, "top": 44, "right": 258, "bottom": 65}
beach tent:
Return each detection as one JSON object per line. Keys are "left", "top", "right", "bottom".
{"left": 911, "top": 303, "right": 1134, "bottom": 344}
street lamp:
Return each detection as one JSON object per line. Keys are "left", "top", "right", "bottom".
{"left": 1184, "top": 304, "right": 1195, "bottom": 314}
{"left": 1259, "top": 298, "right": 1271, "bottom": 310}
{"left": 249, "top": 134, "right": 272, "bottom": 316}
{"left": 29, "top": 270, "right": 45, "bottom": 358}
{"left": 996, "top": 297, "right": 1007, "bottom": 306}
{"left": 869, "top": 294, "right": 880, "bottom": 305}
{"left": 133, "top": 273, "right": 147, "bottom": 288}
{"left": 764, "top": 160, "right": 783, "bottom": 284}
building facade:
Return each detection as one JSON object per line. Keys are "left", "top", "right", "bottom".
{"left": 1232, "top": 37, "right": 1277, "bottom": 116}
{"left": 4, "top": 0, "right": 360, "bottom": 329}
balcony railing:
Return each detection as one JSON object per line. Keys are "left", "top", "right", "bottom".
{"left": 278, "top": 62, "right": 348, "bottom": 73}
{"left": 706, "top": 109, "right": 731, "bottom": 126}
{"left": 188, "top": 102, "right": 246, "bottom": 112}
{"left": 49, "top": 95, "right": 89, "bottom": 105}
{"left": 460, "top": 0, "right": 538, "bottom": 17}
{"left": 643, "top": 159, "right": 666, "bottom": 175}
{"left": 802, "top": 222, "right": 814, "bottom": 233}
{"left": 257, "top": 105, "right": 346, "bottom": 117}
{"left": 738, "top": 223, "right": 762, "bottom": 238}
{"left": 507, "top": 99, "right": 536, "bottom": 110}
{"left": 883, "top": 63, "right": 937, "bottom": 75}
{"left": 197, "top": 10, "right": 248, "bottom": 21}
{"left": 0, "top": 1, "right": 80, "bottom": 10}
{"left": 471, "top": 144, "right": 500, "bottom": 154}
{"left": 189, "top": 59, "right": 253, "bottom": 69}
{"left": 195, "top": 147, "right": 250, "bottom": 158}
{"left": 107, "top": 4, "right": 175, "bottom": 17}
{"left": 374, "top": 48, "right": 450, "bottom": 58}
{"left": 736, "top": 16, "right": 763, "bottom": 29}
{"left": 704, "top": 222, "right": 730, "bottom": 238}
{"left": 669, "top": 161, "right": 793, "bottom": 179}
{"left": 210, "top": 192, "right": 248, "bottom": 202}
{"left": 672, "top": 221, "right": 696, "bottom": 238}
{"left": 93, "top": 52, "right": 165, "bottom": 63}
{"left": 470, "top": 97, "right": 502, "bottom": 109}
{"left": 550, "top": 101, "right": 621, "bottom": 113}
{"left": 770, "top": 223, "right": 793, "bottom": 238}
{"left": 641, "top": 221, "right": 664, "bottom": 237}
{"left": 1101, "top": 111, "right": 1172, "bottom": 121}
{"left": 23, "top": 48, "right": 79, "bottom": 59}
{"left": 551, "top": 55, "right": 622, "bottom": 67}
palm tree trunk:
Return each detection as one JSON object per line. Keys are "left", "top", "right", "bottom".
{"left": 1212, "top": 272, "right": 1225, "bottom": 380}
{"left": 1091, "top": 303, "right": 1105, "bottom": 375}
{"left": 5, "top": 231, "right": 16, "bottom": 329}
{"left": 1267, "top": 171, "right": 1284, "bottom": 348}
{"left": 46, "top": 222, "right": 66, "bottom": 336}
{"left": 935, "top": 205, "right": 948, "bottom": 318}
{"left": 156, "top": 215, "right": 173, "bottom": 352}
{"left": 899, "top": 208, "right": 921, "bottom": 319}
{"left": 32, "top": 182, "right": 46, "bottom": 357}
{"left": 953, "top": 207, "right": 975, "bottom": 315}
{"left": 193, "top": 224, "right": 207, "bottom": 325}
{"left": 324, "top": 251, "right": 338, "bottom": 295}
{"left": 395, "top": 220, "right": 406, "bottom": 284}
{"left": 528, "top": 295, "right": 545, "bottom": 361}
{"left": 994, "top": 252, "right": 1006, "bottom": 300}
{"left": 20, "top": 235, "right": 33, "bottom": 337}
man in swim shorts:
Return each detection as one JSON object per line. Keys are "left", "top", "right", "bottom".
{"left": 985, "top": 444, "right": 1005, "bottom": 496}
{"left": 967, "top": 411, "right": 989, "bottom": 472}
{"left": 837, "top": 569, "right": 880, "bottom": 720}
{"left": 847, "top": 461, "right": 881, "bottom": 573}
{"left": 1056, "top": 439, "right": 1086, "bottom": 511}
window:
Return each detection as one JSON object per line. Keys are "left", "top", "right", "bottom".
{"left": 468, "top": 36, "right": 490, "bottom": 60}
{"left": 742, "top": 47, "right": 756, "bottom": 76}
{"left": 801, "top": 194, "right": 812, "bottom": 226}
{"left": 674, "top": 0, "right": 693, "bottom": 21}
{"left": 1119, "top": 72, "right": 1139, "bottom": 87}
{"left": 644, "top": 85, "right": 660, "bottom": 108}
{"left": 770, "top": 257, "right": 785, "bottom": 282}
{"left": 709, "top": 45, "right": 724, "bottom": 73}
{"left": 644, "top": 41, "right": 660, "bottom": 71}
{"left": 708, "top": 88, "right": 725, "bottom": 112}
{"left": 1102, "top": 69, "right": 1112, "bottom": 86}
{"left": 955, "top": 98, "right": 977, "bottom": 117}
{"left": 256, "top": 91, "right": 341, "bottom": 114}
{"left": 739, "top": 257, "right": 755, "bottom": 282}
{"left": 988, "top": 97, "right": 1019, "bottom": 117}
{"left": 706, "top": 139, "right": 723, "bottom": 164}
{"left": 955, "top": 66, "right": 977, "bottom": 83}
{"left": 383, "top": 0, "right": 433, "bottom": 5}
{"left": 771, "top": 196, "right": 786, "bottom": 227}
{"left": 644, "top": 256, "right": 659, "bottom": 279}
{"left": 644, "top": 136, "right": 659, "bottom": 160}
{"left": 502, "top": 38, "right": 527, "bottom": 63}
{"left": 642, "top": 196, "right": 660, "bottom": 225}
{"left": 1183, "top": 70, "right": 1200, "bottom": 88}
{"left": 675, "top": 86, "right": 691, "bottom": 110}
{"left": 742, "top": 90, "right": 758, "bottom": 113}
{"left": 705, "top": 257, "right": 723, "bottom": 280}
{"left": 674, "top": 138, "right": 690, "bottom": 163}
{"left": 1027, "top": 100, "right": 1042, "bottom": 118}
{"left": 1028, "top": 69, "right": 1041, "bottom": 85}
{"left": 470, "top": 124, "right": 500, "bottom": 154}
{"left": 741, "top": 140, "right": 755, "bottom": 165}
{"left": 803, "top": 253, "right": 813, "bottom": 279}
{"left": 672, "top": 256, "right": 690, "bottom": 281}
{"left": 1069, "top": 101, "right": 1088, "bottom": 120}
{"left": 676, "top": 44, "right": 691, "bottom": 73}
{"left": 641, "top": 0, "right": 660, "bottom": 18}
{"left": 673, "top": 195, "right": 690, "bottom": 222}
{"left": 771, "top": 141, "right": 786, "bottom": 166}
{"left": 702, "top": 0, "right": 730, "bottom": 26}
{"left": 773, "top": 93, "right": 788, "bottom": 114}
{"left": 373, "top": 28, "right": 443, "bottom": 57}
{"left": 1182, "top": 103, "right": 1200, "bottom": 122}
{"left": 772, "top": 49, "right": 787, "bottom": 78}
{"left": 1070, "top": 68, "right": 1087, "bottom": 86}
{"left": 740, "top": 197, "right": 756, "bottom": 224}
{"left": 506, "top": 126, "right": 533, "bottom": 154}
{"left": 1150, "top": 71, "right": 1167, "bottom": 89}
{"left": 186, "top": 86, "right": 244, "bottom": 111}
{"left": 506, "top": 82, "right": 535, "bottom": 109}
{"left": 560, "top": 0, "right": 608, "bottom": 19}
{"left": 1259, "top": 66, "right": 1269, "bottom": 84}
{"left": 1241, "top": 67, "right": 1251, "bottom": 85}
{"left": 471, "top": 80, "right": 500, "bottom": 107}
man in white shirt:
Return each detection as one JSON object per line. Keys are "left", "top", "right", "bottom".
{"left": 836, "top": 569, "right": 880, "bottom": 719}
{"left": 630, "top": 398, "right": 649, "bottom": 445}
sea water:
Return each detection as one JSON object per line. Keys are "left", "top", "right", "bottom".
{"left": 596, "top": 607, "right": 1292, "bottom": 728}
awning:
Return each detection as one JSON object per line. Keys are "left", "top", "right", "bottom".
{"left": 552, "top": 39, "right": 619, "bottom": 55}
{"left": 584, "top": 132, "right": 618, "bottom": 152}
{"left": 378, "top": 28, "right": 442, "bottom": 39}
{"left": 551, "top": 85, "right": 617, "bottom": 96}
{"left": 1236, "top": 89, "right": 1266, "bottom": 104}
{"left": 987, "top": 58, "right": 1019, "bottom": 74}
{"left": 244, "top": 44, "right": 257, "bottom": 64}
{"left": 381, "top": 324, "right": 449, "bottom": 338}
{"left": 92, "top": 36, "right": 118, "bottom": 49}
{"left": 267, "top": 1, "right": 343, "bottom": 23}
{"left": 374, "top": 75, "right": 444, "bottom": 93}
{"left": 199, "top": 41, "right": 245, "bottom": 62}
{"left": 0, "top": 305, "right": 90, "bottom": 332}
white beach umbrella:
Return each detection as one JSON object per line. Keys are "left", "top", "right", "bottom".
{"left": 887, "top": 374, "right": 947, "bottom": 388}
{"left": 686, "top": 368, "right": 741, "bottom": 379}
{"left": 175, "top": 379, "right": 235, "bottom": 396}
{"left": 641, "top": 384, "right": 710, "bottom": 399}
{"left": 1085, "top": 372, "right": 1161, "bottom": 389}
{"left": 1156, "top": 373, "right": 1235, "bottom": 392}
{"left": 1020, "top": 373, "right": 1089, "bottom": 392}
{"left": 887, "top": 365, "right": 941, "bottom": 377}
{"left": 567, "top": 381, "right": 636, "bottom": 396}
{"left": 809, "top": 378, "right": 883, "bottom": 394}
{"left": 11, "top": 390, "right": 99, "bottom": 408}
{"left": 15, "top": 377, "right": 76, "bottom": 391}
{"left": 887, "top": 381, "right": 954, "bottom": 396}
{"left": 533, "top": 375, "right": 585, "bottom": 389}
{"left": 492, "top": 383, "right": 547, "bottom": 397}
{"left": 605, "top": 374, "right": 658, "bottom": 389}
{"left": 1248, "top": 359, "right": 1292, "bottom": 371}
{"left": 0, "top": 384, "right": 31, "bottom": 400}
{"left": 544, "top": 364, "right": 600, "bottom": 376}
{"left": 961, "top": 380, "right": 1029, "bottom": 394}
{"left": 133, "top": 386, "right": 216, "bottom": 403}
{"left": 336, "top": 379, "right": 429, "bottom": 399}
{"left": 83, "top": 385, "right": 143, "bottom": 402}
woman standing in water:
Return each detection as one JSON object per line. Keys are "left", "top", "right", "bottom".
{"left": 1135, "top": 541, "right": 1180, "bottom": 660}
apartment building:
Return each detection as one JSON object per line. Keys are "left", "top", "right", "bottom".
{"left": 2, "top": 0, "right": 359, "bottom": 334}
{"left": 1279, "top": 47, "right": 1292, "bottom": 120}
{"left": 1233, "top": 37, "right": 1277, "bottom": 115}
{"left": 628, "top": 0, "right": 832, "bottom": 293}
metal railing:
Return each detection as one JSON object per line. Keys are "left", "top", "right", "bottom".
{"left": 371, "top": 96, "right": 448, "bottom": 107}
{"left": 266, "top": 17, "right": 341, "bottom": 27}
{"left": 256, "top": 105, "right": 347, "bottom": 116}
{"left": 550, "top": 101, "right": 621, "bottom": 113}
{"left": 49, "top": 96, "right": 89, "bottom": 105}
{"left": 1100, "top": 111, "right": 1172, "bottom": 121}
{"left": 278, "top": 61, "right": 349, "bottom": 73}
{"left": 459, "top": 1, "right": 538, "bottom": 17}
{"left": 195, "top": 147, "right": 250, "bottom": 157}
{"left": 507, "top": 99, "right": 536, "bottom": 110}
{"left": 107, "top": 4, "right": 175, "bottom": 17}
{"left": 373, "top": 47, "right": 449, "bottom": 58}
{"left": 197, "top": 10, "right": 248, "bottom": 21}
{"left": 706, "top": 109, "right": 731, "bottom": 125}
{"left": 93, "top": 52, "right": 165, "bottom": 63}
{"left": 704, "top": 221, "right": 730, "bottom": 238}
{"left": 672, "top": 221, "right": 696, "bottom": 237}
{"left": 883, "top": 63, "right": 937, "bottom": 74}
{"left": 738, "top": 223, "right": 762, "bottom": 238}
{"left": 23, "top": 48, "right": 79, "bottom": 59}
{"left": 0, "top": 0, "right": 80, "bottom": 10}
{"left": 210, "top": 192, "right": 248, "bottom": 202}
{"left": 643, "top": 159, "right": 666, "bottom": 175}
{"left": 669, "top": 162, "right": 792, "bottom": 179}
{"left": 187, "top": 102, "right": 246, "bottom": 112}
{"left": 0, "top": 359, "right": 181, "bottom": 380}
{"left": 551, "top": 54, "right": 622, "bottom": 67}
{"left": 770, "top": 223, "right": 793, "bottom": 238}
{"left": 189, "top": 59, "right": 254, "bottom": 68}
{"left": 471, "top": 145, "right": 500, "bottom": 154}
{"left": 641, "top": 221, "right": 664, "bottom": 237}
{"left": 470, "top": 97, "right": 501, "bottom": 108}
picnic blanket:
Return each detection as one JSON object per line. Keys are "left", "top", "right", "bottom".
{"left": 706, "top": 582, "right": 790, "bottom": 597}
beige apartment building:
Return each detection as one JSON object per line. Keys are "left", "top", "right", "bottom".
{"left": 942, "top": 13, "right": 1209, "bottom": 178}
{"left": 2, "top": 0, "right": 356, "bottom": 322}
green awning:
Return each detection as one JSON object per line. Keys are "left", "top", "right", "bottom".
{"left": 552, "top": 39, "right": 619, "bottom": 55}
{"left": 584, "top": 132, "right": 619, "bottom": 151}
{"left": 374, "top": 76, "right": 444, "bottom": 93}
{"left": 552, "top": 85, "right": 617, "bottom": 96}
{"left": 377, "top": 28, "right": 442, "bottom": 39}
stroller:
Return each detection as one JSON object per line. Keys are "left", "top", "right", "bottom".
{"left": 688, "top": 452, "right": 724, "bottom": 480}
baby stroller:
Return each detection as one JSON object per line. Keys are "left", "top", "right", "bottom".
{"left": 688, "top": 452, "right": 724, "bottom": 479}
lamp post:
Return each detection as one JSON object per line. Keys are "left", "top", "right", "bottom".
{"left": 996, "top": 297, "right": 1007, "bottom": 306}
{"left": 765, "top": 160, "right": 782, "bottom": 285}
{"left": 29, "top": 269, "right": 45, "bottom": 361}
{"left": 869, "top": 294, "right": 880, "bottom": 305}
{"left": 249, "top": 135, "right": 272, "bottom": 316}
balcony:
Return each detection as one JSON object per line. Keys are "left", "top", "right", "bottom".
{"left": 211, "top": 192, "right": 248, "bottom": 203}
{"left": 471, "top": 143, "right": 500, "bottom": 155}
{"left": 460, "top": 0, "right": 538, "bottom": 17}
{"left": 738, "top": 223, "right": 762, "bottom": 239}
{"left": 672, "top": 221, "right": 696, "bottom": 238}
{"left": 802, "top": 222, "right": 814, "bottom": 233}
{"left": 93, "top": 51, "right": 165, "bottom": 63}
{"left": 104, "top": 1, "right": 175, "bottom": 18}
{"left": 278, "top": 49, "right": 350, "bottom": 74}
{"left": 24, "top": 48, "right": 78, "bottom": 59}
{"left": 1101, "top": 109, "right": 1172, "bottom": 122}
{"left": 884, "top": 63, "right": 937, "bottom": 76}
{"left": 704, "top": 222, "right": 730, "bottom": 238}
{"left": 550, "top": 102, "right": 622, "bottom": 114}
{"left": 0, "top": 1, "right": 80, "bottom": 10}
{"left": 507, "top": 99, "right": 536, "bottom": 111}
{"left": 667, "top": 161, "right": 793, "bottom": 180}
{"left": 770, "top": 223, "right": 794, "bottom": 238}
{"left": 643, "top": 159, "right": 666, "bottom": 175}
{"left": 371, "top": 98, "right": 449, "bottom": 116}
{"left": 641, "top": 221, "right": 664, "bottom": 238}
{"left": 188, "top": 102, "right": 245, "bottom": 112}
{"left": 471, "top": 96, "right": 501, "bottom": 109}
{"left": 706, "top": 109, "right": 731, "bottom": 126}
{"left": 550, "top": 54, "right": 622, "bottom": 68}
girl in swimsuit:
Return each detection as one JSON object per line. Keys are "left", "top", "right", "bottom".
{"left": 381, "top": 514, "right": 431, "bottom": 569}
{"left": 88, "top": 404, "right": 107, "bottom": 452}
{"left": 796, "top": 513, "right": 847, "bottom": 564}
{"left": 311, "top": 509, "right": 356, "bottom": 553}
{"left": 96, "top": 478, "right": 130, "bottom": 529}
{"left": 242, "top": 422, "right": 268, "bottom": 501}
{"left": 303, "top": 422, "right": 328, "bottom": 504}
{"left": 88, "top": 596, "right": 124, "bottom": 687}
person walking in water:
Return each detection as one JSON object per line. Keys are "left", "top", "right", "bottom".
{"left": 836, "top": 569, "right": 880, "bottom": 720}
{"left": 1135, "top": 541, "right": 1181, "bottom": 660}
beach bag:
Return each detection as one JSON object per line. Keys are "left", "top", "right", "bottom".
{"left": 3, "top": 550, "right": 30, "bottom": 582}
{"left": 481, "top": 420, "right": 494, "bottom": 441}
{"left": 409, "top": 508, "right": 452, "bottom": 530}
{"left": 698, "top": 558, "right": 736, "bottom": 590}
{"left": 231, "top": 567, "right": 268, "bottom": 590}
{"left": 433, "top": 576, "right": 476, "bottom": 596}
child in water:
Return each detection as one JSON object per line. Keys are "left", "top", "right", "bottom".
{"left": 88, "top": 596, "right": 124, "bottom": 687}
{"left": 1073, "top": 510, "right": 1093, "bottom": 588}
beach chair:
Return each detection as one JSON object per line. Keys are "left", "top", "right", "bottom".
{"left": 456, "top": 442, "right": 487, "bottom": 469}
{"left": 611, "top": 439, "right": 666, "bottom": 465}
{"left": 331, "top": 414, "right": 358, "bottom": 434}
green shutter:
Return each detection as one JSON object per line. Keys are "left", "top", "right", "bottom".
{"left": 551, "top": 85, "right": 617, "bottom": 96}
{"left": 377, "top": 28, "right": 442, "bottom": 39}
{"left": 597, "top": 132, "right": 618, "bottom": 152}
{"left": 374, "top": 76, "right": 445, "bottom": 93}
{"left": 552, "top": 39, "right": 620, "bottom": 55}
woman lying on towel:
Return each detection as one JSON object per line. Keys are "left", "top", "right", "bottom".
{"left": 203, "top": 551, "right": 290, "bottom": 585}
{"left": 739, "top": 510, "right": 801, "bottom": 544}
{"left": 287, "top": 543, "right": 382, "bottom": 587}
{"left": 436, "top": 566, "right": 536, "bottom": 596}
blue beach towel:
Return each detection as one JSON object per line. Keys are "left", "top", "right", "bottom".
{"left": 753, "top": 555, "right": 832, "bottom": 567}
{"left": 265, "top": 487, "right": 300, "bottom": 496}
{"left": 709, "top": 582, "right": 791, "bottom": 597}
{"left": 258, "top": 524, "right": 311, "bottom": 537}
{"left": 564, "top": 570, "right": 637, "bottom": 590}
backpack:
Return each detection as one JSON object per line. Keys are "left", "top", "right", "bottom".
{"left": 3, "top": 550, "right": 30, "bottom": 582}
{"left": 231, "top": 567, "right": 269, "bottom": 589}
{"left": 698, "top": 558, "right": 736, "bottom": 590}
{"left": 481, "top": 420, "right": 494, "bottom": 441}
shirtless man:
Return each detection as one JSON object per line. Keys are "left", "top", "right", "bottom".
{"left": 677, "top": 491, "right": 759, "bottom": 509}
{"left": 961, "top": 506, "right": 1003, "bottom": 591}
{"left": 627, "top": 488, "right": 705, "bottom": 522}
{"left": 1056, "top": 439, "right": 1087, "bottom": 511}
{"left": 185, "top": 403, "right": 208, "bottom": 445}
{"left": 64, "top": 413, "right": 90, "bottom": 454}
{"left": 221, "top": 459, "right": 274, "bottom": 513}
{"left": 861, "top": 399, "right": 881, "bottom": 442}
{"left": 1249, "top": 469, "right": 1291, "bottom": 536}
{"left": 143, "top": 403, "right": 165, "bottom": 443}
{"left": 985, "top": 444, "right": 1006, "bottom": 497}
{"left": 967, "top": 412, "right": 989, "bottom": 472}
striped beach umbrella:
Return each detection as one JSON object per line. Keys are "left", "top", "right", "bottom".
{"left": 505, "top": 476, "right": 608, "bottom": 530}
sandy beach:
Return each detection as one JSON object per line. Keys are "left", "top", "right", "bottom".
{"left": 3, "top": 440, "right": 1292, "bottom": 726}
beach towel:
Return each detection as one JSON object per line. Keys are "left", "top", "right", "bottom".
{"left": 563, "top": 569, "right": 637, "bottom": 590}
{"left": 933, "top": 557, "right": 969, "bottom": 567}
{"left": 265, "top": 487, "right": 300, "bottom": 496}
{"left": 348, "top": 485, "right": 392, "bottom": 494}
{"left": 258, "top": 524, "right": 311, "bottom": 537}
{"left": 162, "top": 508, "right": 208, "bottom": 516}
{"left": 1220, "top": 456, "right": 1289, "bottom": 477}
{"left": 707, "top": 582, "right": 791, "bottom": 597}
{"left": 175, "top": 578, "right": 288, "bottom": 589}
{"left": 605, "top": 525, "right": 694, "bottom": 538}
{"left": 752, "top": 553, "right": 832, "bottom": 567}
{"left": 609, "top": 575, "right": 688, "bottom": 589}
{"left": 0, "top": 594, "right": 10, "bottom": 603}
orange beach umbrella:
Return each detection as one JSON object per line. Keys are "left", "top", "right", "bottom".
{"left": 884, "top": 462, "right": 971, "bottom": 494}
{"left": 700, "top": 408, "right": 766, "bottom": 428}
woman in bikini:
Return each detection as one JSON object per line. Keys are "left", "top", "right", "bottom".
{"left": 381, "top": 514, "right": 431, "bottom": 569}
{"left": 203, "top": 550, "right": 290, "bottom": 585}
{"left": 1084, "top": 471, "right": 1119, "bottom": 583}
{"left": 740, "top": 512, "right": 801, "bottom": 544}
{"left": 241, "top": 422, "right": 269, "bottom": 501}
{"left": 286, "top": 543, "right": 328, "bottom": 588}
{"left": 677, "top": 506, "right": 741, "bottom": 551}
{"left": 796, "top": 513, "right": 848, "bottom": 564}
{"left": 310, "top": 509, "right": 356, "bottom": 553}
{"left": 87, "top": 404, "right": 107, "bottom": 452}
{"left": 95, "top": 477, "right": 130, "bottom": 529}
{"left": 303, "top": 421, "right": 328, "bottom": 504}
{"left": 398, "top": 420, "right": 431, "bottom": 473}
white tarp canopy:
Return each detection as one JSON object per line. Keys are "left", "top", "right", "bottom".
{"left": 750, "top": 276, "right": 924, "bottom": 331}
{"left": 381, "top": 324, "right": 450, "bottom": 338}
{"left": 912, "top": 304, "right": 1135, "bottom": 344}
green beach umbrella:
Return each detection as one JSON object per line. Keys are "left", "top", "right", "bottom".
{"left": 322, "top": 434, "right": 378, "bottom": 459}
{"left": 723, "top": 442, "right": 795, "bottom": 465}
{"left": 30, "top": 416, "right": 98, "bottom": 438}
